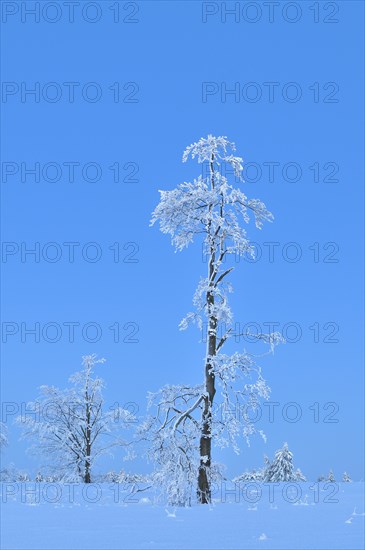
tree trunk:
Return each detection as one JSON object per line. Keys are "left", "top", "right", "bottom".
{"left": 84, "top": 458, "right": 91, "bottom": 484}
{"left": 198, "top": 154, "right": 217, "bottom": 503}
{"left": 197, "top": 279, "right": 217, "bottom": 503}
{"left": 85, "top": 390, "right": 91, "bottom": 484}
{"left": 197, "top": 308, "right": 216, "bottom": 502}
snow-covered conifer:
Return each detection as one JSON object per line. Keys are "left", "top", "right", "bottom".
{"left": 294, "top": 468, "right": 307, "bottom": 482}
{"left": 327, "top": 469, "right": 335, "bottom": 482}
{"left": 265, "top": 443, "right": 297, "bottom": 482}
{"left": 233, "top": 469, "right": 263, "bottom": 483}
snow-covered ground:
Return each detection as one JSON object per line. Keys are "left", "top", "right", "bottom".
{"left": 1, "top": 482, "right": 364, "bottom": 549}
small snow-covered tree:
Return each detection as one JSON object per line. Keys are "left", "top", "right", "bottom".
{"left": 294, "top": 468, "right": 306, "bottom": 482}
{"left": 17, "top": 354, "right": 134, "bottom": 483}
{"left": 265, "top": 443, "right": 297, "bottom": 482}
{"left": 17, "top": 471, "right": 31, "bottom": 482}
{"left": 261, "top": 454, "right": 271, "bottom": 479}
{"left": 103, "top": 469, "right": 147, "bottom": 484}
{"left": 342, "top": 471, "right": 352, "bottom": 482}
{"left": 0, "top": 463, "right": 18, "bottom": 482}
{"left": 235, "top": 451, "right": 306, "bottom": 484}
{"left": 327, "top": 469, "right": 335, "bottom": 482}
{"left": 104, "top": 470, "right": 119, "bottom": 482}
{"left": 263, "top": 454, "right": 271, "bottom": 467}
{"left": 149, "top": 135, "right": 283, "bottom": 503}
{"left": 317, "top": 474, "right": 325, "bottom": 482}
{"left": 233, "top": 469, "right": 263, "bottom": 483}
{"left": 0, "top": 422, "right": 8, "bottom": 450}
{"left": 235, "top": 454, "right": 271, "bottom": 483}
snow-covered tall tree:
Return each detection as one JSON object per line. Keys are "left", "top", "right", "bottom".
{"left": 342, "top": 471, "right": 352, "bottom": 482}
{"left": 17, "top": 354, "right": 134, "bottom": 483}
{"left": 265, "top": 443, "right": 297, "bottom": 482}
{"left": 149, "top": 135, "right": 283, "bottom": 503}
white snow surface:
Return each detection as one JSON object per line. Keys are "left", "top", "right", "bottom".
{"left": 1, "top": 482, "right": 364, "bottom": 549}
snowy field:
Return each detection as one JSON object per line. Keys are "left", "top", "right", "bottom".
{"left": 1, "top": 483, "right": 364, "bottom": 549}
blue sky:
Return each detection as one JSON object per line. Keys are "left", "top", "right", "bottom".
{"left": 1, "top": 0, "right": 364, "bottom": 481}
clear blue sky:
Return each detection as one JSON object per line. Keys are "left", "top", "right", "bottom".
{"left": 1, "top": 1, "right": 364, "bottom": 481}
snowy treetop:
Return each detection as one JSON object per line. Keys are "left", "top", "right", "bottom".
{"left": 151, "top": 135, "right": 273, "bottom": 253}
